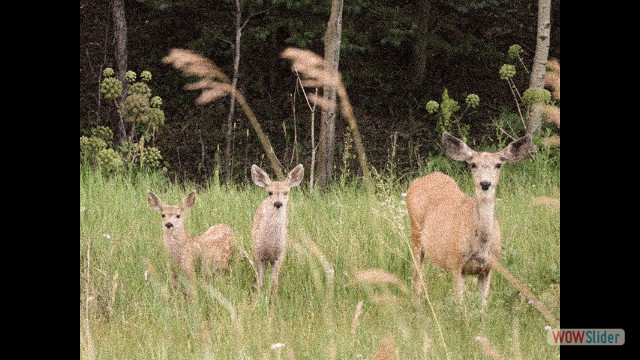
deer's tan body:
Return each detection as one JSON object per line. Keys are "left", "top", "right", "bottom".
{"left": 162, "top": 223, "right": 235, "bottom": 274}
{"left": 407, "top": 132, "right": 531, "bottom": 306}
{"left": 407, "top": 172, "right": 501, "bottom": 280}
{"left": 148, "top": 191, "right": 235, "bottom": 283}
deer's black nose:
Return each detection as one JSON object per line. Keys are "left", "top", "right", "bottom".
{"left": 165, "top": 222, "right": 174, "bottom": 229}
{"left": 480, "top": 181, "right": 491, "bottom": 191}
{"left": 274, "top": 201, "right": 283, "bottom": 209}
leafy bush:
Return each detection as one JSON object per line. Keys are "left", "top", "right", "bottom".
{"left": 80, "top": 69, "right": 168, "bottom": 174}
{"left": 425, "top": 88, "right": 479, "bottom": 140}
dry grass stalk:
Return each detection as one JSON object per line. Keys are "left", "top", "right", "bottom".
{"left": 208, "top": 285, "right": 249, "bottom": 359}
{"left": 422, "top": 332, "right": 431, "bottom": 359}
{"left": 409, "top": 252, "right": 451, "bottom": 360}
{"left": 281, "top": 47, "right": 372, "bottom": 188}
{"left": 511, "top": 317, "right": 522, "bottom": 360}
{"left": 474, "top": 335, "right": 504, "bottom": 360}
{"left": 286, "top": 346, "right": 297, "bottom": 360}
{"left": 353, "top": 269, "right": 409, "bottom": 295}
{"left": 541, "top": 58, "right": 560, "bottom": 146}
{"left": 108, "top": 271, "right": 119, "bottom": 318}
{"left": 162, "top": 49, "right": 233, "bottom": 105}
{"left": 542, "top": 105, "right": 560, "bottom": 128}
{"left": 492, "top": 260, "right": 559, "bottom": 328}
{"left": 544, "top": 59, "right": 560, "bottom": 100}
{"left": 307, "top": 93, "right": 336, "bottom": 111}
{"left": 303, "top": 236, "right": 335, "bottom": 282}
{"left": 208, "top": 286, "right": 243, "bottom": 335}
{"left": 162, "top": 49, "right": 230, "bottom": 82}
{"left": 373, "top": 336, "right": 396, "bottom": 360}
{"left": 143, "top": 258, "right": 154, "bottom": 282}
{"left": 196, "top": 321, "right": 213, "bottom": 359}
{"left": 281, "top": 48, "right": 340, "bottom": 90}
{"left": 351, "top": 300, "right": 364, "bottom": 335}
{"left": 237, "top": 245, "right": 257, "bottom": 278}
{"left": 163, "top": 48, "right": 284, "bottom": 179}
{"left": 370, "top": 293, "right": 403, "bottom": 305}
{"left": 80, "top": 308, "right": 97, "bottom": 360}
{"left": 532, "top": 196, "right": 560, "bottom": 210}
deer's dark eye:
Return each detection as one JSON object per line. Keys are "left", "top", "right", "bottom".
{"left": 470, "top": 163, "right": 477, "bottom": 168}
{"left": 161, "top": 214, "right": 165, "bottom": 218}
{"left": 176, "top": 214, "right": 181, "bottom": 218}
{"left": 495, "top": 163, "right": 502, "bottom": 169}
{"left": 268, "top": 192, "right": 273, "bottom": 196}
{"left": 284, "top": 192, "right": 288, "bottom": 196}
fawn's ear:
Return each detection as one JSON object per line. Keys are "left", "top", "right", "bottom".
{"left": 287, "top": 164, "right": 304, "bottom": 187}
{"left": 251, "top": 164, "right": 271, "bottom": 188}
{"left": 147, "top": 191, "right": 163, "bottom": 211}
{"left": 181, "top": 191, "right": 197, "bottom": 210}
{"left": 443, "top": 132, "right": 474, "bottom": 161}
{"left": 500, "top": 134, "right": 532, "bottom": 162}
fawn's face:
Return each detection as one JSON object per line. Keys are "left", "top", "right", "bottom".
{"left": 156, "top": 204, "right": 186, "bottom": 230}
{"left": 443, "top": 132, "right": 532, "bottom": 199}
{"left": 264, "top": 181, "right": 293, "bottom": 209}
{"left": 148, "top": 191, "right": 196, "bottom": 231}
{"left": 251, "top": 164, "right": 304, "bottom": 210}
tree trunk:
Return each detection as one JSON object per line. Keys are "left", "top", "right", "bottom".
{"left": 111, "top": 0, "right": 128, "bottom": 142}
{"left": 412, "top": 0, "right": 432, "bottom": 88}
{"left": 316, "top": 0, "right": 343, "bottom": 189}
{"left": 224, "top": 0, "right": 244, "bottom": 184}
{"left": 526, "top": 0, "right": 551, "bottom": 135}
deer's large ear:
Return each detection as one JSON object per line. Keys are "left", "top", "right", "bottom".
{"left": 287, "top": 164, "right": 304, "bottom": 187}
{"left": 251, "top": 165, "right": 271, "bottom": 188}
{"left": 500, "top": 134, "right": 532, "bottom": 162}
{"left": 443, "top": 132, "right": 474, "bottom": 161}
{"left": 147, "top": 191, "right": 163, "bottom": 211}
{"left": 181, "top": 191, "right": 197, "bottom": 211}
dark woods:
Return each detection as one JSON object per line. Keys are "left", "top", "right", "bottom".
{"left": 80, "top": 0, "right": 560, "bottom": 185}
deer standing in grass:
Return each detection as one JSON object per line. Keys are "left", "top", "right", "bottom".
{"left": 251, "top": 164, "right": 304, "bottom": 295}
{"left": 147, "top": 191, "right": 235, "bottom": 290}
{"left": 406, "top": 132, "right": 532, "bottom": 306}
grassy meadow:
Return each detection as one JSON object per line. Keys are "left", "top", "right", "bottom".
{"left": 80, "top": 151, "right": 560, "bottom": 359}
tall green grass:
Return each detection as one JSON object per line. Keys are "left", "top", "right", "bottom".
{"left": 80, "top": 153, "right": 559, "bottom": 359}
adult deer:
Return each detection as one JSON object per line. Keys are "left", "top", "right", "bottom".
{"left": 406, "top": 132, "right": 532, "bottom": 306}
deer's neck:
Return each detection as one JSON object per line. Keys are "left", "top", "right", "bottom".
{"left": 163, "top": 228, "right": 189, "bottom": 260}
{"left": 260, "top": 201, "right": 288, "bottom": 223}
{"left": 474, "top": 197, "right": 495, "bottom": 242}
{"left": 257, "top": 202, "right": 288, "bottom": 239}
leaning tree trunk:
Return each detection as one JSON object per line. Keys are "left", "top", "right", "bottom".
{"left": 111, "top": 0, "right": 128, "bottom": 142}
{"left": 526, "top": 0, "right": 551, "bottom": 135}
{"left": 316, "top": 0, "right": 343, "bottom": 189}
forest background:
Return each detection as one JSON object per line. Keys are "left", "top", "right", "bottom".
{"left": 80, "top": 0, "right": 560, "bottom": 186}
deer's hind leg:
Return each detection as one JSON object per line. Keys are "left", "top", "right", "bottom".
{"left": 477, "top": 270, "right": 492, "bottom": 307}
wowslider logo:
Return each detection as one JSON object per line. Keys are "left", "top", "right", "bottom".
{"left": 547, "top": 329, "right": 625, "bottom": 345}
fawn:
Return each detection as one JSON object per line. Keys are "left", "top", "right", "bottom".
{"left": 406, "top": 132, "right": 532, "bottom": 306}
{"left": 250, "top": 164, "right": 304, "bottom": 295}
{"left": 147, "top": 191, "right": 235, "bottom": 288}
